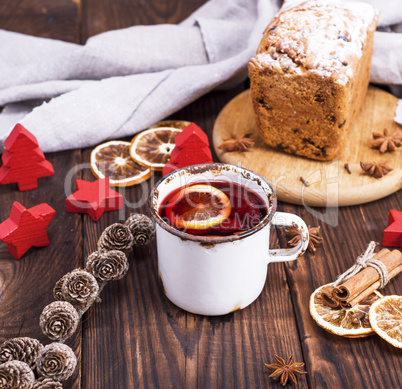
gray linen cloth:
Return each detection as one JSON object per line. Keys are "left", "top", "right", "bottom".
{"left": 0, "top": 0, "right": 401, "bottom": 152}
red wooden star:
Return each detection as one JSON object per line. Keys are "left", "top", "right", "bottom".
{"left": 382, "top": 209, "right": 402, "bottom": 248}
{"left": 66, "top": 177, "right": 123, "bottom": 221}
{"left": 0, "top": 201, "right": 56, "bottom": 259}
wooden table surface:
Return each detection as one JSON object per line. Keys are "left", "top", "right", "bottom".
{"left": 0, "top": 1, "right": 401, "bottom": 388}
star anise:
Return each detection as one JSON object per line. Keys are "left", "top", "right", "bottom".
{"left": 371, "top": 128, "right": 402, "bottom": 153}
{"left": 360, "top": 160, "right": 393, "bottom": 179}
{"left": 285, "top": 225, "right": 323, "bottom": 253}
{"left": 218, "top": 133, "right": 255, "bottom": 152}
{"left": 264, "top": 355, "right": 307, "bottom": 386}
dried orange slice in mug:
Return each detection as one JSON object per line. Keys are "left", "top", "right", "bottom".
{"left": 129, "top": 127, "right": 182, "bottom": 170}
{"left": 165, "top": 184, "right": 232, "bottom": 230}
{"left": 309, "top": 283, "right": 381, "bottom": 338}
{"left": 369, "top": 295, "right": 402, "bottom": 348}
{"left": 91, "top": 140, "right": 151, "bottom": 187}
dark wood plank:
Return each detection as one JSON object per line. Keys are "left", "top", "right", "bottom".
{"left": 0, "top": 150, "right": 83, "bottom": 389}
{"left": 0, "top": 0, "right": 79, "bottom": 42}
{"left": 82, "top": 0, "right": 206, "bottom": 39}
{"left": 282, "top": 191, "right": 402, "bottom": 389}
{"left": 0, "top": 1, "right": 82, "bottom": 388}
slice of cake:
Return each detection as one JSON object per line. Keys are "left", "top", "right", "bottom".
{"left": 249, "top": 0, "right": 379, "bottom": 160}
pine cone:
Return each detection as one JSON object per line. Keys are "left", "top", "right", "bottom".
{"left": 61, "top": 269, "right": 99, "bottom": 309}
{"left": 97, "top": 223, "right": 133, "bottom": 252}
{"left": 0, "top": 337, "right": 43, "bottom": 369}
{"left": 0, "top": 360, "right": 35, "bottom": 389}
{"left": 39, "top": 301, "right": 79, "bottom": 342}
{"left": 32, "top": 377, "right": 63, "bottom": 389}
{"left": 36, "top": 343, "right": 76, "bottom": 382}
{"left": 85, "top": 250, "right": 129, "bottom": 283}
{"left": 124, "top": 214, "right": 155, "bottom": 246}
{"left": 53, "top": 274, "right": 69, "bottom": 301}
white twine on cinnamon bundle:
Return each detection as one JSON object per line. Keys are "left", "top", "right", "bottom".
{"left": 333, "top": 241, "right": 389, "bottom": 288}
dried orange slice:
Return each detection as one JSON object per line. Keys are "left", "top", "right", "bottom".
{"left": 129, "top": 127, "right": 182, "bottom": 170}
{"left": 91, "top": 141, "right": 151, "bottom": 187}
{"left": 309, "top": 283, "right": 381, "bottom": 338}
{"left": 165, "top": 184, "right": 232, "bottom": 230}
{"left": 369, "top": 295, "right": 402, "bottom": 348}
{"left": 150, "top": 120, "right": 190, "bottom": 130}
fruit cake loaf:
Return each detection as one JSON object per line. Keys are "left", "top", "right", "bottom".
{"left": 248, "top": 0, "right": 378, "bottom": 161}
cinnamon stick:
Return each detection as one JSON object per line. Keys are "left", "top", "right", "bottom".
{"left": 318, "top": 249, "right": 390, "bottom": 308}
{"left": 340, "top": 263, "right": 402, "bottom": 309}
{"left": 332, "top": 249, "right": 400, "bottom": 301}
{"left": 320, "top": 284, "right": 341, "bottom": 308}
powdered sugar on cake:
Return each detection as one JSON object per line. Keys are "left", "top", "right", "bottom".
{"left": 255, "top": 0, "right": 378, "bottom": 84}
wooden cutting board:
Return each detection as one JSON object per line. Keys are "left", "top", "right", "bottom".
{"left": 212, "top": 86, "right": 402, "bottom": 207}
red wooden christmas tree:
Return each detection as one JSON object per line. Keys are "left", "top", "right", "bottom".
{"left": 162, "top": 123, "right": 213, "bottom": 176}
{"left": 0, "top": 124, "right": 54, "bottom": 191}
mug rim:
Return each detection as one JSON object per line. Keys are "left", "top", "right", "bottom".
{"left": 149, "top": 163, "right": 277, "bottom": 244}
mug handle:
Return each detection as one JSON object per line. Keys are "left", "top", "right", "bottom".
{"left": 268, "top": 212, "right": 309, "bottom": 262}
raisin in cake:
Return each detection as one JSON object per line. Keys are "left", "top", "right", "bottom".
{"left": 249, "top": 0, "right": 379, "bottom": 160}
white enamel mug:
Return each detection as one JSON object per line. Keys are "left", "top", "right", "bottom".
{"left": 150, "top": 163, "right": 309, "bottom": 316}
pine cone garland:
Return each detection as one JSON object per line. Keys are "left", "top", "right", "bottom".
{"left": 32, "top": 377, "right": 63, "bottom": 389}
{"left": 0, "top": 360, "right": 35, "bottom": 389}
{"left": 36, "top": 343, "right": 76, "bottom": 382}
{"left": 124, "top": 214, "right": 155, "bottom": 246}
{"left": 53, "top": 274, "right": 69, "bottom": 301}
{"left": 0, "top": 337, "right": 43, "bottom": 369}
{"left": 85, "top": 250, "right": 129, "bottom": 283}
{"left": 61, "top": 269, "right": 99, "bottom": 309}
{"left": 39, "top": 301, "right": 79, "bottom": 342}
{"left": 97, "top": 223, "right": 133, "bottom": 252}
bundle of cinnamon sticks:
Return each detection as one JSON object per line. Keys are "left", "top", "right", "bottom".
{"left": 321, "top": 248, "right": 402, "bottom": 309}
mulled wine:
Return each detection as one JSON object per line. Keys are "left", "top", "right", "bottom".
{"left": 158, "top": 181, "right": 268, "bottom": 236}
